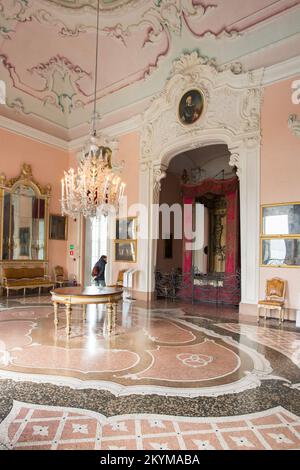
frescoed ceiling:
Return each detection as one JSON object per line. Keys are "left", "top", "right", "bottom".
{"left": 0, "top": 0, "right": 300, "bottom": 141}
{"left": 45, "top": 0, "right": 134, "bottom": 9}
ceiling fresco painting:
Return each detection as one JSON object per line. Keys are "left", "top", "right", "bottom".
{"left": 0, "top": 0, "right": 299, "bottom": 140}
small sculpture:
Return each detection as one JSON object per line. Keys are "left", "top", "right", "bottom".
{"left": 181, "top": 168, "right": 189, "bottom": 184}
{"left": 21, "top": 163, "right": 32, "bottom": 178}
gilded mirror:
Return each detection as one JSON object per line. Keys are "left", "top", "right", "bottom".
{"left": 0, "top": 164, "right": 51, "bottom": 262}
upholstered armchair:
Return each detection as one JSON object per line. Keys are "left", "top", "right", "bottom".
{"left": 258, "top": 277, "right": 286, "bottom": 323}
{"left": 53, "top": 266, "right": 69, "bottom": 288}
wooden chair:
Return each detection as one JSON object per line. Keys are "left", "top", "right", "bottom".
{"left": 258, "top": 277, "right": 286, "bottom": 323}
{"left": 54, "top": 265, "right": 69, "bottom": 288}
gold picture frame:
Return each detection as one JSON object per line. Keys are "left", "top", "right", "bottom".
{"left": 114, "top": 240, "right": 137, "bottom": 263}
{"left": 260, "top": 202, "right": 300, "bottom": 268}
{"left": 178, "top": 89, "right": 204, "bottom": 126}
{"left": 49, "top": 214, "right": 68, "bottom": 241}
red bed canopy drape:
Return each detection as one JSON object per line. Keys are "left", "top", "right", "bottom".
{"left": 181, "top": 176, "right": 239, "bottom": 274}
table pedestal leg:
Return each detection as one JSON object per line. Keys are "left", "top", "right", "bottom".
{"left": 82, "top": 304, "right": 87, "bottom": 322}
{"left": 53, "top": 302, "right": 59, "bottom": 327}
{"left": 112, "top": 302, "right": 117, "bottom": 329}
{"left": 106, "top": 302, "right": 113, "bottom": 335}
{"left": 65, "top": 304, "right": 72, "bottom": 335}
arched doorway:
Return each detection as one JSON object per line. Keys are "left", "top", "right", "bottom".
{"left": 138, "top": 52, "right": 262, "bottom": 313}
{"left": 155, "top": 144, "right": 241, "bottom": 305}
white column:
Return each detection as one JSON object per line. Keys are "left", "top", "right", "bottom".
{"left": 231, "top": 139, "right": 260, "bottom": 310}
{"left": 137, "top": 160, "right": 167, "bottom": 296}
{"left": 137, "top": 161, "right": 152, "bottom": 294}
{"left": 106, "top": 215, "right": 114, "bottom": 286}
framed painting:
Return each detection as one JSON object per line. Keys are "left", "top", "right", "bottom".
{"left": 116, "top": 217, "right": 137, "bottom": 240}
{"left": 178, "top": 89, "right": 204, "bottom": 125}
{"left": 115, "top": 240, "right": 137, "bottom": 263}
{"left": 49, "top": 214, "right": 68, "bottom": 240}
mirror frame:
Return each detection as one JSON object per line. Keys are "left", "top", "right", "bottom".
{"left": 0, "top": 163, "right": 51, "bottom": 263}
{"left": 260, "top": 201, "right": 300, "bottom": 268}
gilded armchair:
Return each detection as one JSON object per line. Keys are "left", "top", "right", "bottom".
{"left": 258, "top": 277, "right": 286, "bottom": 323}
{"left": 53, "top": 265, "right": 69, "bottom": 288}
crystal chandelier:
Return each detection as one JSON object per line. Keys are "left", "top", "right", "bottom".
{"left": 61, "top": 0, "right": 125, "bottom": 219}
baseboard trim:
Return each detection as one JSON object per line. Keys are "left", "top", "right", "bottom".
{"left": 129, "top": 290, "right": 155, "bottom": 302}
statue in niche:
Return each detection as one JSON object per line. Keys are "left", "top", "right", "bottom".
{"left": 181, "top": 169, "right": 189, "bottom": 184}
{"left": 214, "top": 215, "right": 225, "bottom": 259}
{"left": 191, "top": 166, "right": 205, "bottom": 184}
{"left": 209, "top": 197, "right": 227, "bottom": 273}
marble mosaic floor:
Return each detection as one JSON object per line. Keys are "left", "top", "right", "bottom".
{"left": 0, "top": 295, "right": 299, "bottom": 450}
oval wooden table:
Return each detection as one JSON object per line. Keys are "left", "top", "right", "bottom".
{"left": 51, "top": 286, "right": 123, "bottom": 335}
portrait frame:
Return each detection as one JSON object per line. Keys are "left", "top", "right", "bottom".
{"left": 178, "top": 89, "right": 204, "bottom": 126}
{"left": 114, "top": 240, "right": 137, "bottom": 263}
{"left": 49, "top": 214, "right": 68, "bottom": 241}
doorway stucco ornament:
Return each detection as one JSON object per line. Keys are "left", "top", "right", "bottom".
{"left": 153, "top": 163, "right": 168, "bottom": 200}
{"left": 140, "top": 51, "right": 262, "bottom": 174}
{"left": 288, "top": 114, "right": 300, "bottom": 137}
{"left": 139, "top": 51, "right": 263, "bottom": 310}
{"left": 229, "top": 153, "right": 241, "bottom": 179}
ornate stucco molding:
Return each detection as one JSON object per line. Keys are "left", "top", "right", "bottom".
{"left": 288, "top": 114, "right": 300, "bottom": 137}
{"left": 229, "top": 153, "right": 241, "bottom": 180}
{"left": 0, "top": 163, "right": 51, "bottom": 196}
{"left": 112, "top": 1, "right": 216, "bottom": 43}
{"left": 29, "top": 56, "right": 89, "bottom": 113}
{"left": 0, "top": 0, "right": 28, "bottom": 39}
{"left": 0, "top": 0, "right": 241, "bottom": 44}
{"left": 43, "top": 0, "right": 141, "bottom": 13}
{"left": 140, "top": 51, "right": 263, "bottom": 166}
{"left": 138, "top": 51, "right": 262, "bottom": 305}
{"left": 153, "top": 163, "right": 167, "bottom": 202}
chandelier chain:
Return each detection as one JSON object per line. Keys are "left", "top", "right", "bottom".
{"left": 92, "top": 0, "right": 100, "bottom": 135}
{"left": 60, "top": 0, "right": 125, "bottom": 219}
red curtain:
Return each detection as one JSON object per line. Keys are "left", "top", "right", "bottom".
{"left": 181, "top": 176, "right": 239, "bottom": 274}
{"left": 225, "top": 190, "right": 239, "bottom": 273}
{"left": 183, "top": 196, "right": 194, "bottom": 273}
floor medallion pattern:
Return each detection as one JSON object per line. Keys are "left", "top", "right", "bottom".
{"left": 0, "top": 401, "right": 299, "bottom": 450}
{"left": 0, "top": 297, "right": 299, "bottom": 450}
{"left": 0, "top": 305, "right": 273, "bottom": 397}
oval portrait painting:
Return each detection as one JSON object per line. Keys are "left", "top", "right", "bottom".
{"left": 178, "top": 89, "right": 204, "bottom": 125}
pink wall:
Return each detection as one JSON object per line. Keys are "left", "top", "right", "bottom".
{"left": 110, "top": 133, "right": 140, "bottom": 285}
{"left": 156, "top": 173, "right": 183, "bottom": 272}
{"left": 0, "top": 128, "right": 70, "bottom": 277}
{"left": 260, "top": 77, "right": 300, "bottom": 310}
{"left": 64, "top": 151, "right": 82, "bottom": 283}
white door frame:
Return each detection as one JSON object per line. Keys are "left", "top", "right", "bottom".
{"left": 138, "top": 52, "right": 263, "bottom": 311}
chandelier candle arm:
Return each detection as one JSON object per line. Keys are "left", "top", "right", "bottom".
{"left": 61, "top": 178, "right": 64, "bottom": 200}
